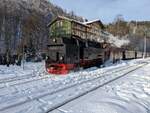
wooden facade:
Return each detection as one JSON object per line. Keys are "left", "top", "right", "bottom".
{"left": 49, "top": 17, "right": 72, "bottom": 38}
{"left": 71, "top": 21, "right": 87, "bottom": 40}
{"left": 85, "top": 20, "right": 104, "bottom": 42}
{"left": 48, "top": 16, "right": 105, "bottom": 42}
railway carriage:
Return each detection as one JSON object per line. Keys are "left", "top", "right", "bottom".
{"left": 146, "top": 52, "right": 150, "bottom": 57}
{"left": 122, "top": 50, "right": 136, "bottom": 60}
{"left": 136, "top": 51, "right": 143, "bottom": 58}
{"left": 109, "top": 48, "right": 123, "bottom": 63}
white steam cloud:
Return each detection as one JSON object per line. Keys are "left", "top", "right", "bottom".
{"left": 107, "top": 34, "right": 130, "bottom": 48}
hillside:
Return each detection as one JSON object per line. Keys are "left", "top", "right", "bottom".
{"left": 106, "top": 20, "right": 150, "bottom": 51}
{"left": 0, "top": 0, "right": 83, "bottom": 56}
{"left": 0, "top": 0, "right": 150, "bottom": 56}
{"left": 106, "top": 20, "right": 150, "bottom": 37}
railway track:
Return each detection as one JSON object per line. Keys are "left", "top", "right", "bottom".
{"left": 0, "top": 63, "right": 46, "bottom": 84}
{"left": 0, "top": 62, "right": 147, "bottom": 113}
{"left": 0, "top": 63, "right": 133, "bottom": 90}
{"left": 0, "top": 73, "right": 36, "bottom": 84}
{"left": 0, "top": 63, "right": 137, "bottom": 99}
{"left": 0, "top": 64, "right": 129, "bottom": 95}
{"left": 0, "top": 66, "right": 48, "bottom": 89}
{"left": 0, "top": 74, "right": 50, "bottom": 89}
{"left": 45, "top": 63, "right": 148, "bottom": 113}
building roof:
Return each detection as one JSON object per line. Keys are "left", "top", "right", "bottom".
{"left": 84, "top": 19, "right": 100, "bottom": 24}
{"left": 47, "top": 16, "right": 89, "bottom": 27}
{"left": 84, "top": 19, "right": 105, "bottom": 28}
{"left": 47, "top": 16, "right": 105, "bottom": 29}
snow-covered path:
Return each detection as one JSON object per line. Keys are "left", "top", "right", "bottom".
{"left": 0, "top": 59, "right": 150, "bottom": 113}
{"left": 52, "top": 60, "right": 150, "bottom": 113}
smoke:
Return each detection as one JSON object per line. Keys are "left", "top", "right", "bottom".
{"left": 107, "top": 34, "right": 130, "bottom": 48}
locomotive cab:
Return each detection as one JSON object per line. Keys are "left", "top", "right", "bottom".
{"left": 46, "top": 37, "right": 80, "bottom": 74}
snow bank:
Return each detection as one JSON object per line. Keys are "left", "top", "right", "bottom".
{"left": 56, "top": 59, "right": 150, "bottom": 113}
{"left": 0, "top": 58, "right": 150, "bottom": 113}
{"left": 0, "top": 61, "right": 45, "bottom": 79}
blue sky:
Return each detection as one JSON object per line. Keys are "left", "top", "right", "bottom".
{"left": 49, "top": 0, "right": 150, "bottom": 23}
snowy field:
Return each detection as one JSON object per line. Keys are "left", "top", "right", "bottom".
{"left": 0, "top": 59, "right": 150, "bottom": 113}
{"left": 52, "top": 59, "right": 150, "bottom": 113}
{"left": 0, "top": 62, "right": 45, "bottom": 79}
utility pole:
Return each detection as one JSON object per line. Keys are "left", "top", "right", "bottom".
{"left": 133, "top": 21, "right": 137, "bottom": 34}
{"left": 3, "top": 0, "right": 11, "bottom": 67}
{"left": 20, "top": 5, "right": 25, "bottom": 70}
{"left": 22, "top": 45, "right": 25, "bottom": 69}
{"left": 18, "top": 3, "right": 25, "bottom": 69}
{"left": 143, "top": 29, "right": 147, "bottom": 59}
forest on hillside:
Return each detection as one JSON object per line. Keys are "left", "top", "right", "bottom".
{"left": 0, "top": 0, "right": 150, "bottom": 60}
{"left": 0, "top": 0, "right": 83, "bottom": 56}
{"left": 106, "top": 15, "right": 150, "bottom": 51}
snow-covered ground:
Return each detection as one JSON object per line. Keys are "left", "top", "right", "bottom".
{"left": 0, "top": 62, "right": 45, "bottom": 80}
{"left": 52, "top": 59, "right": 150, "bottom": 113}
{"left": 0, "top": 58, "right": 150, "bottom": 113}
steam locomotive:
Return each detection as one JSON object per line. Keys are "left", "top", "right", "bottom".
{"left": 46, "top": 16, "right": 149, "bottom": 74}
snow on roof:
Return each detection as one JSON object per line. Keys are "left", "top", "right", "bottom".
{"left": 84, "top": 19, "right": 105, "bottom": 28}
{"left": 83, "top": 19, "right": 101, "bottom": 24}
{"left": 48, "top": 16, "right": 104, "bottom": 28}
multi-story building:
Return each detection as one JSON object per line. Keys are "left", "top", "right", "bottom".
{"left": 49, "top": 16, "right": 105, "bottom": 42}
